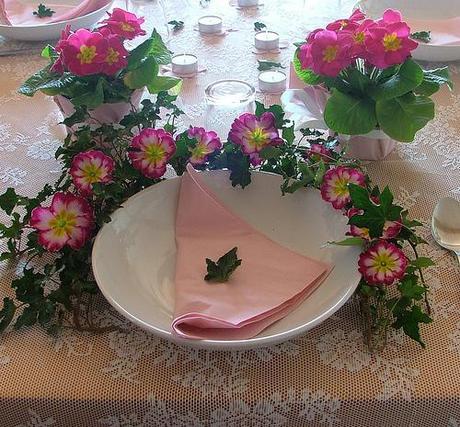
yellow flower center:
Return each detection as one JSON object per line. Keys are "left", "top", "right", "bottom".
{"left": 383, "top": 33, "right": 401, "bottom": 52}
{"left": 354, "top": 31, "right": 365, "bottom": 45}
{"left": 371, "top": 251, "right": 396, "bottom": 273}
{"left": 145, "top": 144, "right": 165, "bottom": 163}
{"left": 248, "top": 127, "right": 268, "bottom": 149}
{"left": 82, "top": 163, "right": 103, "bottom": 184}
{"left": 49, "top": 211, "right": 77, "bottom": 237}
{"left": 106, "top": 47, "right": 120, "bottom": 65}
{"left": 190, "top": 142, "right": 209, "bottom": 159}
{"left": 121, "top": 22, "right": 134, "bottom": 32}
{"left": 77, "top": 45, "right": 97, "bottom": 64}
{"left": 323, "top": 45, "right": 338, "bottom": 63}
{"left": 340, "top": 20, "right": 348, "bottom": 29}
{"left": 333, "top": 177, "right": 350, "bottom": 196}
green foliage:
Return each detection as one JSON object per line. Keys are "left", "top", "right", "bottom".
{"left": 257, "top": 60, "right": 285, "bottom": 72}
{"left": 411, "top": 31, "right": 431, "bottom": 43}
{"left": 168, "top": 20, "right": 184, "bottom": 31}
{"left": 254, "top": 22, "right": 266, "bottom": 31}
{"left": 293, "top": 51, "right": 322, "bottom": 85}
{"left": 33, "top": 3, "right": 55, "bottom": 17}
{"left": 204, "top": 247, "right": 242, "bottom": 282}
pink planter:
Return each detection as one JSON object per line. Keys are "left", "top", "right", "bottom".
{"left": 54, "top": 89, "right": 144, "bottom": 126}
{"left": 341, "top": 132, "right": 396, "bottom": 161}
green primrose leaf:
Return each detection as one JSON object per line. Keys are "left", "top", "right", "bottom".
{"left": 147, "top": 75, "right": 181, "bottom": 94}
{"left": 293, "top": 49, "right": 322, "bottom": 85}
{"left": 204, "top": 247, "right": 242, "bottom": 282}
{"left": 124, "top": 57, "right": 160, "bottom": 89}
{"left": 414, "top": 67, "right": 453, "bottom": 96}
{"left": 324, "top": 89, "right": 377, "bottom": 135}
{"left": 376, "top": 93, "right": 435, "bottom": 142}
{"left": 371, "top": 59, "right": 424, "bottom": 101}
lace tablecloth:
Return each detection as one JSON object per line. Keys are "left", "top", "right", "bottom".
{"left": 1, "top": 1, "right": 460, "bottom": 426}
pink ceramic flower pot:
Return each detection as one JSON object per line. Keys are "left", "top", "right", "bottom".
{"left": 54, "top": 89, "right": 144, "bottom": 126}
{"left": 341, "top": 132, "right": 396, "bottom": 161}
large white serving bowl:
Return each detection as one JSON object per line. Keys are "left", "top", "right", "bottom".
{"left": 92, "top": 170, "right": 361, "bottom": 350}
{"left": 0, "top": 0, "right": 113, "bottom": 41}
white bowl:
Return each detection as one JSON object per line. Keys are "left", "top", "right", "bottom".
{"left": 0, "top": 1, "right": 113, "bottom": 41}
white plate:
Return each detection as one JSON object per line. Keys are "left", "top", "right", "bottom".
{"left": 92, "top": 170, "right": 361, "bottom": 350}
{"left": 411, "top": 43, "right": 460, "bottom": 63}
{"left": 0, "top": 1, "right": 113, "bottom": 41}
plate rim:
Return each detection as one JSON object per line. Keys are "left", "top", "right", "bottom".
{"left": 92, "top": 170, "right": 361, "bottom": 350}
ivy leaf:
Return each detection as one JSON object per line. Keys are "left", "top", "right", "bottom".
{"left": 255, "top": 101, "right": 285, "bottom": 128}
{"left": 398, "top": 274, "right": 426, "bottom": 300}
{"left": 226, "top": 151, "right": 251, "bottom": 188}
{"left": 33, "top": 3, "right": 55, "bottom": 18}
{"left": 392, "top": 305, "right": 432, "bottom": 348}
{"left": 410, "top": 257, "right": 435, "bottom": 269}
{"left": 259, "top": 146, "right": 282, "bottom": 160}
{"left": 0, "top": 188, "right": 18, "bottom": 215}
{"left": 330, "top": 237, "right": 366, "bottom": 246}
{"left": 411, "top": 31, "right": 431, "bottom": 43}
{"left": 204, "top": 247, "right": 242, "bottom": 282}
{"left": 0, "top": 298, "right": 16, "bottom": 334}
{"left": 257, "top": 60, "right": 285, "bottom": 72}
{"left": 254, "top": 21, "right": 266, "bottom": 31}
{"left": 167, "top": 20, "right": 184, "bottom": 31}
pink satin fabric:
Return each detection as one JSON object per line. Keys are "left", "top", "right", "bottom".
{"left": 172, "top": 164, "right": 332, "bottom": 340}
{"left": 409, "top": 17, "right": 460, "bottom": 46}
{"left": 0, "top": 0, "right": 110, "bottom": 25}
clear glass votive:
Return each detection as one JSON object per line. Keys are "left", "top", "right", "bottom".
{"left": 204, "top": 80, "right": 256, "bottom": 138}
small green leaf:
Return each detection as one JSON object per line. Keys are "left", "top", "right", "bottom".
{"left": 398, "top": 275, "right": 426, "bottom": 300}
{"left": 0, "top": 188, "right": 18, "bottom": 215}
{"left": 167, "top": 20, "right": 184, "bottom": 32}
{"left": 254, "top": 22, "right": 266, "bottom": 31}
{"left": 33, "top": 3, "right": 55, "bottom": 18}
{"left": 204, "top": 247, "right": 242, "bottom": 282}
{"left": 124, "top": 57, "right": 160, "bottom": 89}
{"left": 0, "top": 298, "right": 16, "bottom": 334}
{"left": 414, "top": 67, "right": 453, "bottom": 96}
{"left": 257, "top": 60, "right": 285, "bottom": 72}
{"left": 147, "top": 75, "right": 181, "bottom": 94}
{"left": 411, "top": 31, "right": 431, "bottom": 43}
{"left": 392, "top": 305, "right": 432, "bottom": 348}
{"left": 324, "top": 89, "right": 377, "bottom": 135}
{"left": 255, "top": 101, "right": 285, "bottom": 128}
{"left": 330, "top": 237, "right": 366, "bottom": 246}
{"left": 260, "top": 146, "right": 282, "bottom": 160}
{"left": 410, "top": 257, "right": 435, "bottom": 269}
{"left": 376, "top": 93, "right": 435, "bottom": 142}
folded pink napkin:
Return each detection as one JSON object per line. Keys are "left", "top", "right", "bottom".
{"left": 172, "top": 164, "right": 332, "bottom": 340}
{"left": 0, "top": 0, "right": 111, "bottom": 26}
{"left": 409, "top": 17, "right": 460, "bottom": 46}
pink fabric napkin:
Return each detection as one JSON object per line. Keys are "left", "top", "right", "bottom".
{"left": 409, "top": 17, "right": 460, "bottom": 46}
{"left": 0, "top": 0, "right": 111, "bottom": 26}
{"left": 172, "top": 164, "right": 332, "bottom": 340}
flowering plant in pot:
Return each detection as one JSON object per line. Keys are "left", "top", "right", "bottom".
{"left": 19, "top": 8, "right": 180, "bottom": 124}
{"left": 292, "top": 8, "right": 452, "bottom": 158}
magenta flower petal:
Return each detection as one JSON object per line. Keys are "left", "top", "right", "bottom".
{"left": 30, "top": 192, "right": 94, "bottom": 252}
{"left": 358, "top": 240, "right": 408, "bottom": 285}
{"left": 129, "top": 128, "right": 176, "bottom": 179}
{"left": 98, "top": 8, "right": 146, "bottom": 40}
{"left": 228, "top": 112, "right": 282, "bottom": 166}
{"left": 320, "top": 166, "right": 366, "bottom": 210}
{"left": 70, "top": 150, "right": 115, "bottom": 196}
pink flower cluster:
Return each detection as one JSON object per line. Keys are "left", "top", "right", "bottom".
{"left": 298, "top": 9, "right": 418, "bottom": 77}
{"left": 51, "top": 8, "right": 145, "bottom": 76}
{"left": 187, "top": 127, "right": 222, "bottom": 166}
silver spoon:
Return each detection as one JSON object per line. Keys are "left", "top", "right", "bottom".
{"left": 432, "top": 197, "right": 460, "bottom": 266}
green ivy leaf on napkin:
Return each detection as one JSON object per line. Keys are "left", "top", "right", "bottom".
{"left": 204, "top": 247, "right": 242, "bottom": 283}
{"left": 33, "top": 3, "right": 55, "bottom": 18}
{"left": 411, "top": 31, "right": 431, "bottom": 43}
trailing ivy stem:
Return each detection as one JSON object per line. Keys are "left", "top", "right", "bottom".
{"left": 409, "top": 241, "right": 431, "bottom": 315}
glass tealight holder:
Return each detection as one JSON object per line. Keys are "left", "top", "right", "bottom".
{"left": 204, "top": 80, "right": 256, "bottom": 138}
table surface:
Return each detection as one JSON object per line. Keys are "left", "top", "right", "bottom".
{"left": 1, "top": 1, "right": 460, "bottom": 426}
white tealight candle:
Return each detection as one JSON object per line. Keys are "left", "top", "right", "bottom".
{"left": 237, "top": 0, "right": 259, "bottom": 6}
{"left": 258, "top": 70, "right": 287, "bottom": 93}
{"left": 254, "top": 30, "right": 280, "bottom": 51}
{"left": 171, "top": 54, "right": 198, "bottom": 76}
{"left": 198, "top": 15, "right": 223, "bottom": 34}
